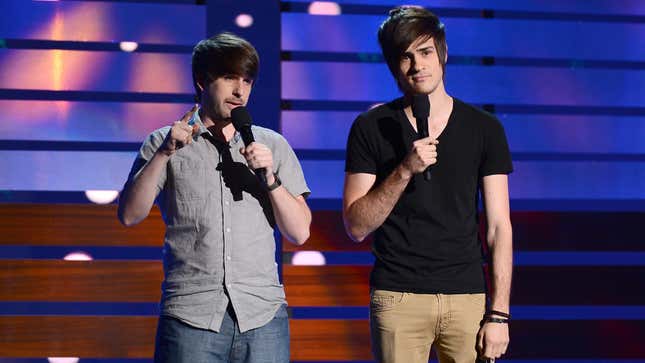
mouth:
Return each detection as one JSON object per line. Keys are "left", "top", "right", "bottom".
{"left": 225, "top": 100, "right": 244, "bottom": 108}
{"left": 412, "top": 75, "right": 431, "bottom": 82}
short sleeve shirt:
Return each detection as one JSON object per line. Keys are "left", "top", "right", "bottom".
{"left": 125, "top": 111, "right": 310, "bottom": 332}
{"left": 345, "top": 97, "right": 512, "bottom": 293}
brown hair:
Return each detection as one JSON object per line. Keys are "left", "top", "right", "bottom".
{"left": 191, "top": 32, "right": 259, "bottom": 101}
{"left": 378, "top": 6, "right": 447, "bottom": 79}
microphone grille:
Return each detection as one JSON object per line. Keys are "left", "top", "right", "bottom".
{"left": 231, "top": 106, "right": 252, "bottom": 131}
{"left": 411, "top": 94, "right": 430, "bottom": 119}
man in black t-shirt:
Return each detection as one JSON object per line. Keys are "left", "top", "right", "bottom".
{"left": 343, "top": 6, "right": 513, "bottom": 363}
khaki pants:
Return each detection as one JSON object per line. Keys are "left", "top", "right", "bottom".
{"left": 370, "top": 289, "right": 486, "bottom": 363}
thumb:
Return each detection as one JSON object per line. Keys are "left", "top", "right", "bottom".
{"left": 191, "top": 124, "right": 200, "bottom": 136}
{"left": 477, "top": 331, "right": 484, "bottom": 354}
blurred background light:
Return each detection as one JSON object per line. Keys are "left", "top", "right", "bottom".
{"left": 48, "top": 358, "right": 79, "bottom": 363}
{"left": 292, "top": 251, "right": 326, "bottom": 266}
{"left": 119, "top": 41, "right": 138, "bottom": 52}
{"left": 63, "top": 251, "right": 93, "bottom": 261}
{"left": 85, "top": 190, "right": 119, "bottom": 204}
{"left": 308, "top": 1, "right": 341, "bottom": 16}
{"left": 235, "top": 13, "right": 254, "bottom": 28}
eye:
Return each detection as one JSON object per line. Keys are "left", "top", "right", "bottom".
{"left": 243, "top": 78, "right": 253, "bottom": 85}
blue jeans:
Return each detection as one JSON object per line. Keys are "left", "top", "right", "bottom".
{"left": 154, "top": 304, "right": 289, "bottom": 363}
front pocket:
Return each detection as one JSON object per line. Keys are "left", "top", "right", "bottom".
{"left": 370, "top": 290, "right": 405, "bottom": 312}
{"left": 171, "top": 158, "right": 206, "bottom": 201}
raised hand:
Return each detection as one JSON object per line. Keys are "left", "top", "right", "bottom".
{"left": 158, "top": 104, "right": 200, "bottom": 156}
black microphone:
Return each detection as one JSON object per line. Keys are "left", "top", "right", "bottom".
{"left": 231, "top": 106, "right": 267, "bottom": 186}
{"left": 411, "top": 94, "right": 432, "bottom": 181}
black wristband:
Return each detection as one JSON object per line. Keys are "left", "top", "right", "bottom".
{"left": 266, "top": 173, "right": 282, "bottom": 191}
{"left": 487, "top": 309, "right": 511, "bottom": 319}
{"left": 483, "top": 317, "right": 509, "bottom": 324}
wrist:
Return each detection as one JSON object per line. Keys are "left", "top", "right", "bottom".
{"left": 396, "top": 163, "right": 414, "bottom": 181}
{"left": 482, "top": 316, "right": 509, "bottom": 324}
{"left": 266, "top": 173, "right": 282, "bottom": 191}
{"left": 487, "top": 309, "right": 511, "bottom": 319}
{"left": 265, "top": 172, "right": 275, "bottom": 185}
{"left": 155, "top": 148, "right": 173, "bottom": 158}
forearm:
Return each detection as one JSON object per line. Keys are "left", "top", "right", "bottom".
{"left": 268, "top": 184, "right": 311, "bottom": 246}
{"left": 118, "top": 151, "right": 169, "bottom": 226}
{"left": 487, "top": 221, "right": 513, "bottom": 313}
{"left": 344, "top": 165, "right": 412, "bottom": 242}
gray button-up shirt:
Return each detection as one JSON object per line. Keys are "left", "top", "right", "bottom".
{"left": 126, "top": 112, "right": 310, "bottom": 332}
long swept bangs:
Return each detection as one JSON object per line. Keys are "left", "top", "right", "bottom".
{"left": 378, "top": 7, "right": 447, "bottom": 78}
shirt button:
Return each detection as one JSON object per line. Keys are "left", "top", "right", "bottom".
{"left": 227, "top": 284, "right": 232, "bottom": 288}
{"left": 225, "top": 201, "right": 230, "bottom": 206}
{"left": 226, "top": 256, "right": 231, "bottom": 260}
{"left": 226, "top": 228, "right": 231, "bottom": 233}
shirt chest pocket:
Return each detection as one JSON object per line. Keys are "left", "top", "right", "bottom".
{"left": 170, "top": 158, "right": 206, "bottom": 201}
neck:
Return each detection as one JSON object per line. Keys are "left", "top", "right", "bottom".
{"left": 199, "top": 109, "right": 236, "bottom": 142}
{"left": 404, "top": 83, "right": 450, "bottom": 120}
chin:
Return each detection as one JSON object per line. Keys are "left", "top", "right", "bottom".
{"left": 415, "top": 84, "right": 437, "bottom": 95}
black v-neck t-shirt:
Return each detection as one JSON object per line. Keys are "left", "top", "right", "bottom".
{"left": 345, "top": 97, "right": 513, "bottom": 293}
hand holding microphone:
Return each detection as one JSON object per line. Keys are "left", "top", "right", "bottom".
{"left": 410, "top": 94, "right": 438, "bottom": 181}
{"left": 231, "top": 106, "right": 271, "bottom": 186}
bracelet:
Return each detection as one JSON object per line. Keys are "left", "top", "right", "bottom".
{"left": 487, "top": 309, "right": 511, "bottom": 319}
{"left": 266, "top": 173, "right": 282, "bottom": 191}
{"left": 482, "top": 317, "right": 509, "bottom": 324}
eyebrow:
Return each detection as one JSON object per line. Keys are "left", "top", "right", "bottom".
{"left": 416, "top": 45, "right": 435, "bottom": 52}
{"left": 402, "top": 45, "right": 434, "bottom": 57}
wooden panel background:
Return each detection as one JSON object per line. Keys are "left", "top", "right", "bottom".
{"left": 1, "top": 260, "right": 641, "bottom": 305}
{"left": 0, "top": 204, "right": 163, "bottom": 246}
{"left": 0, "top": 317, "right": 642, "bottom": 359}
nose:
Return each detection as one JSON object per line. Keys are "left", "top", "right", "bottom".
{"left": 408, "top": 56, "right": 421, "bottom": 75}
{"left": 232, "top": 79, "right": 243, "bottom": 98}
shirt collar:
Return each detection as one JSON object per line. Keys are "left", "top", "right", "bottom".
{"left": 190, "top": 107, "right": 242, "bottom": 144}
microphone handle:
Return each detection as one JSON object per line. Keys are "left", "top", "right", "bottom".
{"left": 416, "top": 117, "right": 432, "bottom": 182}
{"left": 256, "top": 167, "right": 267, "bottom": 185}
{"left": 423, "top": 167, "right": 431, "bottom": 181}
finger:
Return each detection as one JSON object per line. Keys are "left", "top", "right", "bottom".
{"left": 173, "top": 121, "right": 193, "bottom": 136}
{"left": 181, "top": 123, "right": 193, "bottom": 133}
{"left": 191, "top": 124, "right": 200, "bottom": 136}
{"left": 244, "top": 142, "right": 257, "bottom": 153}
{"left": 498, "top": 342, "right": 509, "bottom": 357}
{"left": 489, "top": 344, "right": 501, "bottom": 358}
{"left": 180, "top": 104, "right": 199, "bottom": 124}
{"left": 414, "top": 136, "right": 433, "bottom": 145}
{"left": 476, "top": 332, "right": 484, "bottom": 354}
{"left": 419, "top": 136, "right": 439, "bottom": 144}
{"left": 485, "top": 345, "right": 496, "bottom": 359}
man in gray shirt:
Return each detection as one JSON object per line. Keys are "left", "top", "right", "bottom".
{"left": 118, "top": 32, "right": 311, "bottom": 363}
